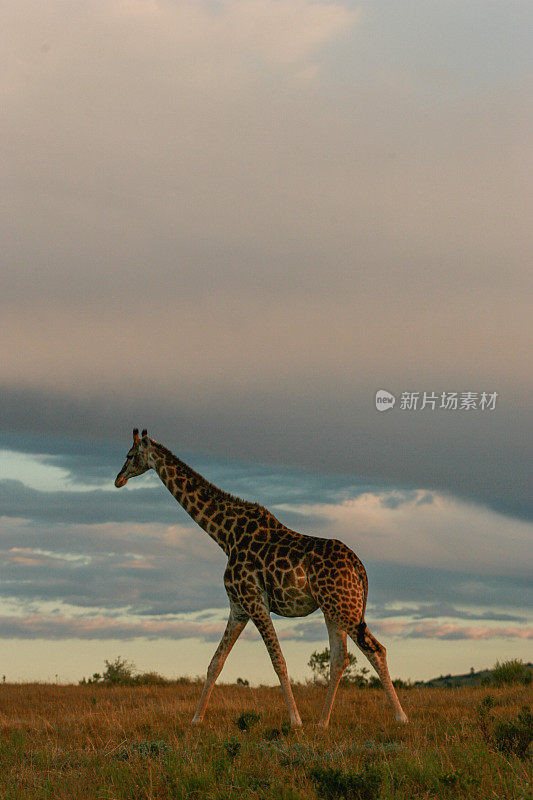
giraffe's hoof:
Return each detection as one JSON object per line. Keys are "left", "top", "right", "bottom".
{"left": 190, "top": 717, "right": 204, "bottom": 727}
{"left": 395, "top": 711, "right": 408, "bottom": 724}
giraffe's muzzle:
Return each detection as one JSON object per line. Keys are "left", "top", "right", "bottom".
{"left": 114, "top": 475, "right": 128, "bottom": 488}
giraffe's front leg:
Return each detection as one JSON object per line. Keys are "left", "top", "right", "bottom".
{"left": 251, "top": 608, "right": 302, "bottom": 728}
{"left": 191, "top": 608, "right": 248, "bottom": 726}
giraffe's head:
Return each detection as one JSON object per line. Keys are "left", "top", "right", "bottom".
{"left": 114, "top": 428, "right": 152, "bottom": 488}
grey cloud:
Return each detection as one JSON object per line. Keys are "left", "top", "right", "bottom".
{"left": 280, "top": 618, "right": 325, "bottom": 642}
{"left": 0, "top": 512, "right": 228, "bottom": 615}
{"left": 0, "top": 545, "right": 227, "bottom": 615}
{"left": 1, "top": 442, "right": 531, "bottom": 619}
{"left": 0, "top": 479, "right": 181, "bottom": 526}
{"left": 368, "top": 602, "right": 527, "bottom": 623}
{"left": 379, "top": 491, "right": 423, "bottom": 510}
{"left": 1, "top": 386, "right": 531, "bottom": 523}
{"left": 0, "top": 430, "right": 124, "bottom": 486}
{"left": 0, "top": 512, "right": 529, "bottom": 623}
{"left": 0, "top": 518, "right": 218, "bottom": 564}
{"left": 0, "top": 428, "right": 376, "bottom": 502}
{"left": 365, "top": 562, "right": 532, "bottom": 613}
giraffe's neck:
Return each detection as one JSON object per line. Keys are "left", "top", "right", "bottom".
{"left": 149, "top": 446, "right": 244, "bottom": 555}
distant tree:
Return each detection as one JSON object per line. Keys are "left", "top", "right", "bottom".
{"left": 308, "top": 648, "right": 331, "bottom": 684}
{"left": 101, "top": 656, "right": 136, "bottom": 684}
{"left": 308, "top": 647, "right": 369, "bottom": 686}
{"left": 236, "top": 677, "right": 249, "bottom": 686}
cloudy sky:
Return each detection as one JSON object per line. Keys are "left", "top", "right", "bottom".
{"left": 1, "top": 0, "right": 531, "bottom": 684}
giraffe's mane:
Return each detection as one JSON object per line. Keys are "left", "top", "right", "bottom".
{"left": 152, "top": 441, "right": 267, "bottom": 512}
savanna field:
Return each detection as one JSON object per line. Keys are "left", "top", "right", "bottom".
{"left": 0, "top": 680, "right": 531, "bottom": 800}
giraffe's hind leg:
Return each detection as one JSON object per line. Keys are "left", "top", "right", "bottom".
{"left": 308, "top": 544, "right": 407, "bottom": 724}
{"left": 348, "top": 621, "right": 408, "bottom": 723}
{"left": 318, "top": 615, "right": 349, "bottom": 728}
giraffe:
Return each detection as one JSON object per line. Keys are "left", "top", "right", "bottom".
{"left": 115, "top": 429, "right": 408, "bottom": 727}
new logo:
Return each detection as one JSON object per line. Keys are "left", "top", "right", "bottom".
{"left": 375, "top": 390, "right": 396, "bottom": 411}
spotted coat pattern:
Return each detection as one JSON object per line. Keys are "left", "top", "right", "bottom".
{"left": 115, "top": 430, "right": 408, "bottom": 727}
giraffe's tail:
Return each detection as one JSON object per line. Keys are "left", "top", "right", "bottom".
{"left": 355, "top": 620, "right": 368, "bottom": 648}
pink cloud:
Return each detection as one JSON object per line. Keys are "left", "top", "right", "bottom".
{"left": 0, "top": 611, "right": 530, "bottom": 644}
{"left": 0, "top": 613, "right": 227, "bottom": 641}
{"left": 375, "top": 619, "right": 533, "bottom": 641}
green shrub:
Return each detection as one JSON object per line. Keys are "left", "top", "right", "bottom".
{"left": 493, "top": 706, "right": 533, "bottom": 760}
{"left": 392, "top": 677, "right": 412, "bottom": 689}
{"left": 309, "top": 764, "right": 382, "bottom": 800}
{"left": 235, "top": 710, "right": 261, "bottom": 731}
{"left": 116, "top": 740, "right": 170, "bottom": 760}
{"left": 134, "top": 670, "right": 168, "bottom": 685}
{"left": 491, "top": 659, "right": 531, "bottom": 686}
{"left": 476, "top": 696, "right": 493, "bottom": 742}
{"left": 80, "top": 657, "right": 171, "bottom": 686}
{"left": 264, "top": 727, "right": 282, "bottom": 741}
{"left": 477, "top": 696, "right": 533, "bottom": 760}
{"left": 438, "top": 768, "right": 480, "bottom": 790}
{"left": 480, "top": 694, "right": 496, "bottom": 710}
{"left": 270, "top": 787, "right": 305, "bottom": 800}
{"left": 223, "top": 737, "right": 241, "bottom": 761}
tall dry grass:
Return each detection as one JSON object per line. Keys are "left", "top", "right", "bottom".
{"left": 0, "top": 682, "right": 530, "bottom": 799}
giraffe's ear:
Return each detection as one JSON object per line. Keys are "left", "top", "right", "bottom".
{"left": 133, "top": 428, "right": 140, "bottom": 443}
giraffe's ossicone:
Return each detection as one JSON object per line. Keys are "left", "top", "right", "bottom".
{"left": 115, "top": 428, "right": 408, "bottom": 727}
